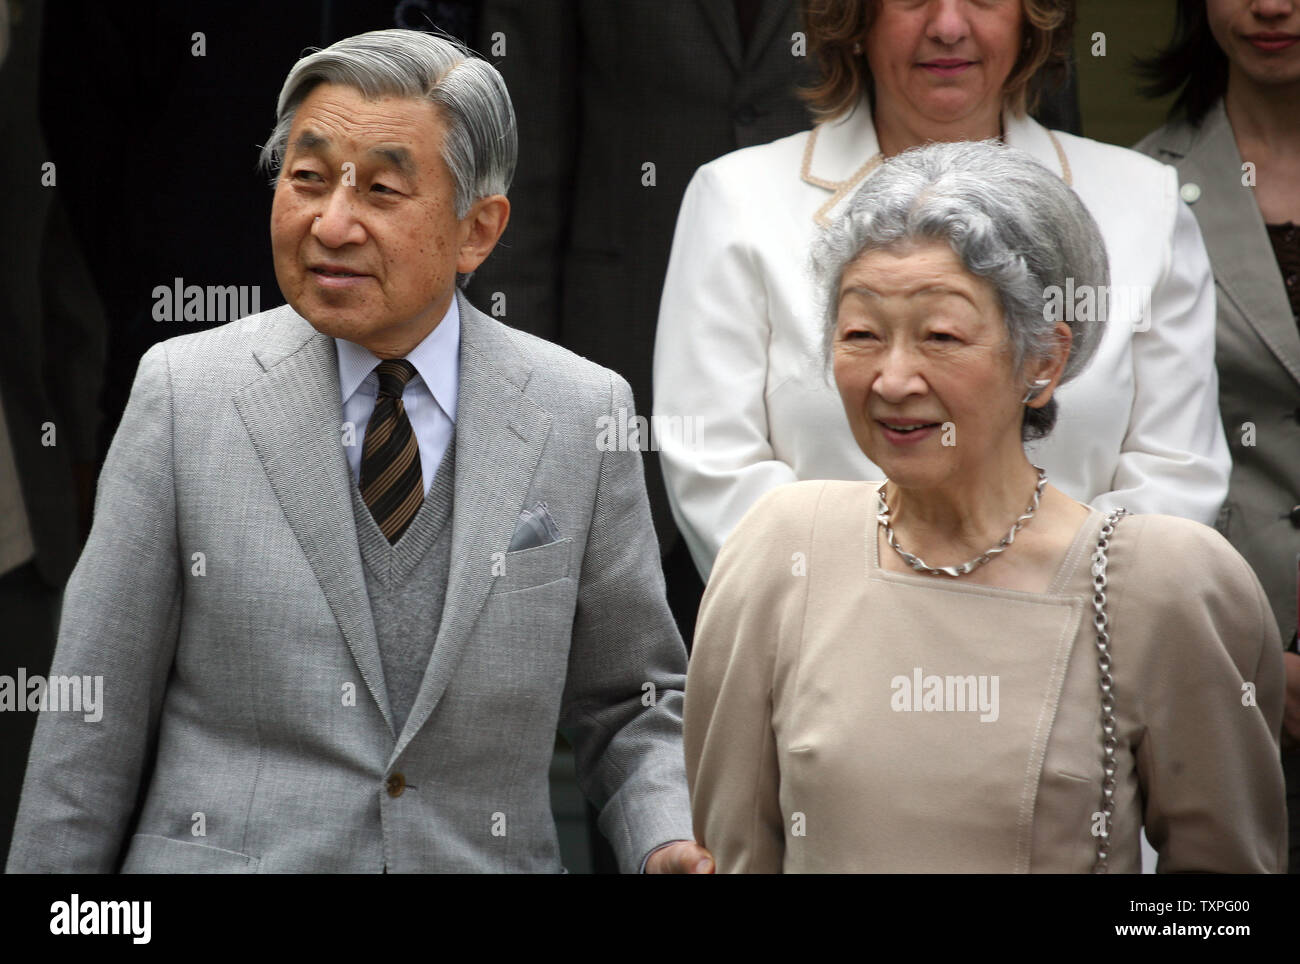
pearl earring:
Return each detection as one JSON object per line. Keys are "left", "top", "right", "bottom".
{"left": 1021, "top": 379, "right": 1051, "bottom": 404}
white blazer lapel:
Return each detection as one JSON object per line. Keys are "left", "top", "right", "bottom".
{"left": 801, "top": 100, "right": 1075, "bottom": 228}
{"left": 800, "top": 98, "right": 884, "bottom": 227}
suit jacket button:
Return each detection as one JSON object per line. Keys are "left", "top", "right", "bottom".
{"left": 1179, "top": 182, "right": 1201, "bottom": 204}
{"left": 1290, "top": 506, "right": 1300, "bottom": 528}
{"left": 386, "top": 773, "right": 406, "bottom": 797}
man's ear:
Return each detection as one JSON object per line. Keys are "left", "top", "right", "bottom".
{"left": 1025, "top": 321, "right": 1072, "bottom": 409}
{"left": 456, "top": 194, "right": 510, "bottom": 275}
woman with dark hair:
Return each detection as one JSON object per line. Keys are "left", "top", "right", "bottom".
{"left": 654, "top": 0, "right": 1231, "bottom": 582}
{"left": 1135, "top": 0, "right": 1300, "bottom": 873}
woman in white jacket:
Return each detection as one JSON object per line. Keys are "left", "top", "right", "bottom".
{"left": 654, "top": 0, "right": 1230, "bottom": 579}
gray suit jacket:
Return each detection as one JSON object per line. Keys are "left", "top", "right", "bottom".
{"left": 6, "top": 292, "right": 693, "bottom": 873}
{"left": 1136, "top": 102, "right": 1300, "bottom": 647}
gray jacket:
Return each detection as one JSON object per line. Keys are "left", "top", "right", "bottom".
{"left": 1136, "top": 101, "right": 1300, "bottom": 647}
{"left": 6, "top": 292, "right": 692, "bottom": 873}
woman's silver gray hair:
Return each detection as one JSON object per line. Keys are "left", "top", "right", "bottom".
{"left": 258, "top": 29, "right": 516, "bottom": 220}
{"left": 812, "top": 140, "right": 1109, "bottom": 442}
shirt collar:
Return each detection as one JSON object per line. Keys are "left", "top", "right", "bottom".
{"left": 335, "top": 296, "right": 461, "bottom": 422}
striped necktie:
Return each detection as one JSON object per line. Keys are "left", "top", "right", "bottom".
{"left": 359, "top": 359, "right": 424, "bottom": 543}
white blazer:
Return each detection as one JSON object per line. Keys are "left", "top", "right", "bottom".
{"left": 653, "top": 98, "right": 1231, "bottom": 578}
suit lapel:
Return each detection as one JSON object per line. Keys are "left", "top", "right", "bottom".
{"left": 698, "top": 0, "right": 743, "bottom": 74}
{"left": 744, "top": 0, "right": 790, "bottom": 68}
{"left": 800, "top": 97, "right": 884, "bottom": 227}
{"left": 392, "top": 293, "right": 552, "bottom": 761}
{"left": 1177, "top": 101, "right": 1300, "bottom": 388}
{"left": 233, "top": 307, "right": 393, "bottom": 733}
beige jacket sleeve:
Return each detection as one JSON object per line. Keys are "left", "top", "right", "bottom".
{"left": 683, "top": 482, "right": 824, "bottom": 873}
{"left": 1115, "top": 514, "right": 1287, "bottom": 873}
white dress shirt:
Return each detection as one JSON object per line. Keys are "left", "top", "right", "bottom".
{"left": 336, "top": 297, "right": 460, "bottom": 496}
{"left": 654, "top": 98, "right": 1231, "bottom": 579}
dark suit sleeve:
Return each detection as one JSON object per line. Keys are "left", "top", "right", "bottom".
{"left": 467, "top": 0, "right": 579, "bottom": 341}
{"left": 6, "top": 343, "right": 182, "bottom": 872}
{"left": 559, "top": 371, "right": 693, "bottom": 873}
{"left": 40, "top": 196, "right": 107, "bottom": 463}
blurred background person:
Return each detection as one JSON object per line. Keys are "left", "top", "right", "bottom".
{"left": 685, "top": 141, "right": 1287, "bottom": 873}
{"left": 1134, "top": 0, "right": 1300, "bottom": 873}
{"left": 468, "top": 0, "right": 818, "bottom": 654}
{"left": 0, "top": 0, "right": 107, "bottom": 868}
{"left": 654, "top": 0, "right": 1230, "bottom": 586}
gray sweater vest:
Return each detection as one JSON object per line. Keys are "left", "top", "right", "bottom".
{"left": 350, "top": 442, "right": 455, "bottom": 736}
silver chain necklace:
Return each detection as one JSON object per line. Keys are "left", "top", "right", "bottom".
{"left": 876, "top": 466, "right": 1048, "bottom": 577}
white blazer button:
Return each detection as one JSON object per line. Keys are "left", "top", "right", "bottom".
{"left": 1180, "top": 182, "right": 1201, "bottom": 203}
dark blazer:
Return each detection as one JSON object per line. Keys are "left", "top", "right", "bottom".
{"left": 0, "top": 0, "right": 106, "bottom": 589}
{"left": 468, "top": 0, "right": 815, "bottom": 553}
{"left": 1136, "top": 100, "right": 1300, "bottom": 647}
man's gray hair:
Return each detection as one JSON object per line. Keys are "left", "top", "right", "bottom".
{"left": 259, "top": 29, "right": 516, "bottom": 220}
{"left": 812, "top": 140, "right": 1109, "bottom": 442}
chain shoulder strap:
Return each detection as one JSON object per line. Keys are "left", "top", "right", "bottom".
{"left": 1091, "top": 508, "right": 1127, "bottom": 873}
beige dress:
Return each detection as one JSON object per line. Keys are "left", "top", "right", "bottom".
{"left": 683, "top": 481, "right": 1287, "bottom": 872}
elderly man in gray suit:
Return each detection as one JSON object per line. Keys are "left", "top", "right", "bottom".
{"left": 7, "top": 29, "right": 711, "bottom": 874}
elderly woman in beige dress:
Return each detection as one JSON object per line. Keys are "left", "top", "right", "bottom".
{"left": 683, "top": 140, "right": 1287, "bottom": 873}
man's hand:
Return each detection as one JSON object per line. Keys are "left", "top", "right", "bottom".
{"left": 1282, "top": 651, "right": 1300, "bottom": 751}
{"left": 645, "top": 841, "right": 715, "bottom": 874}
